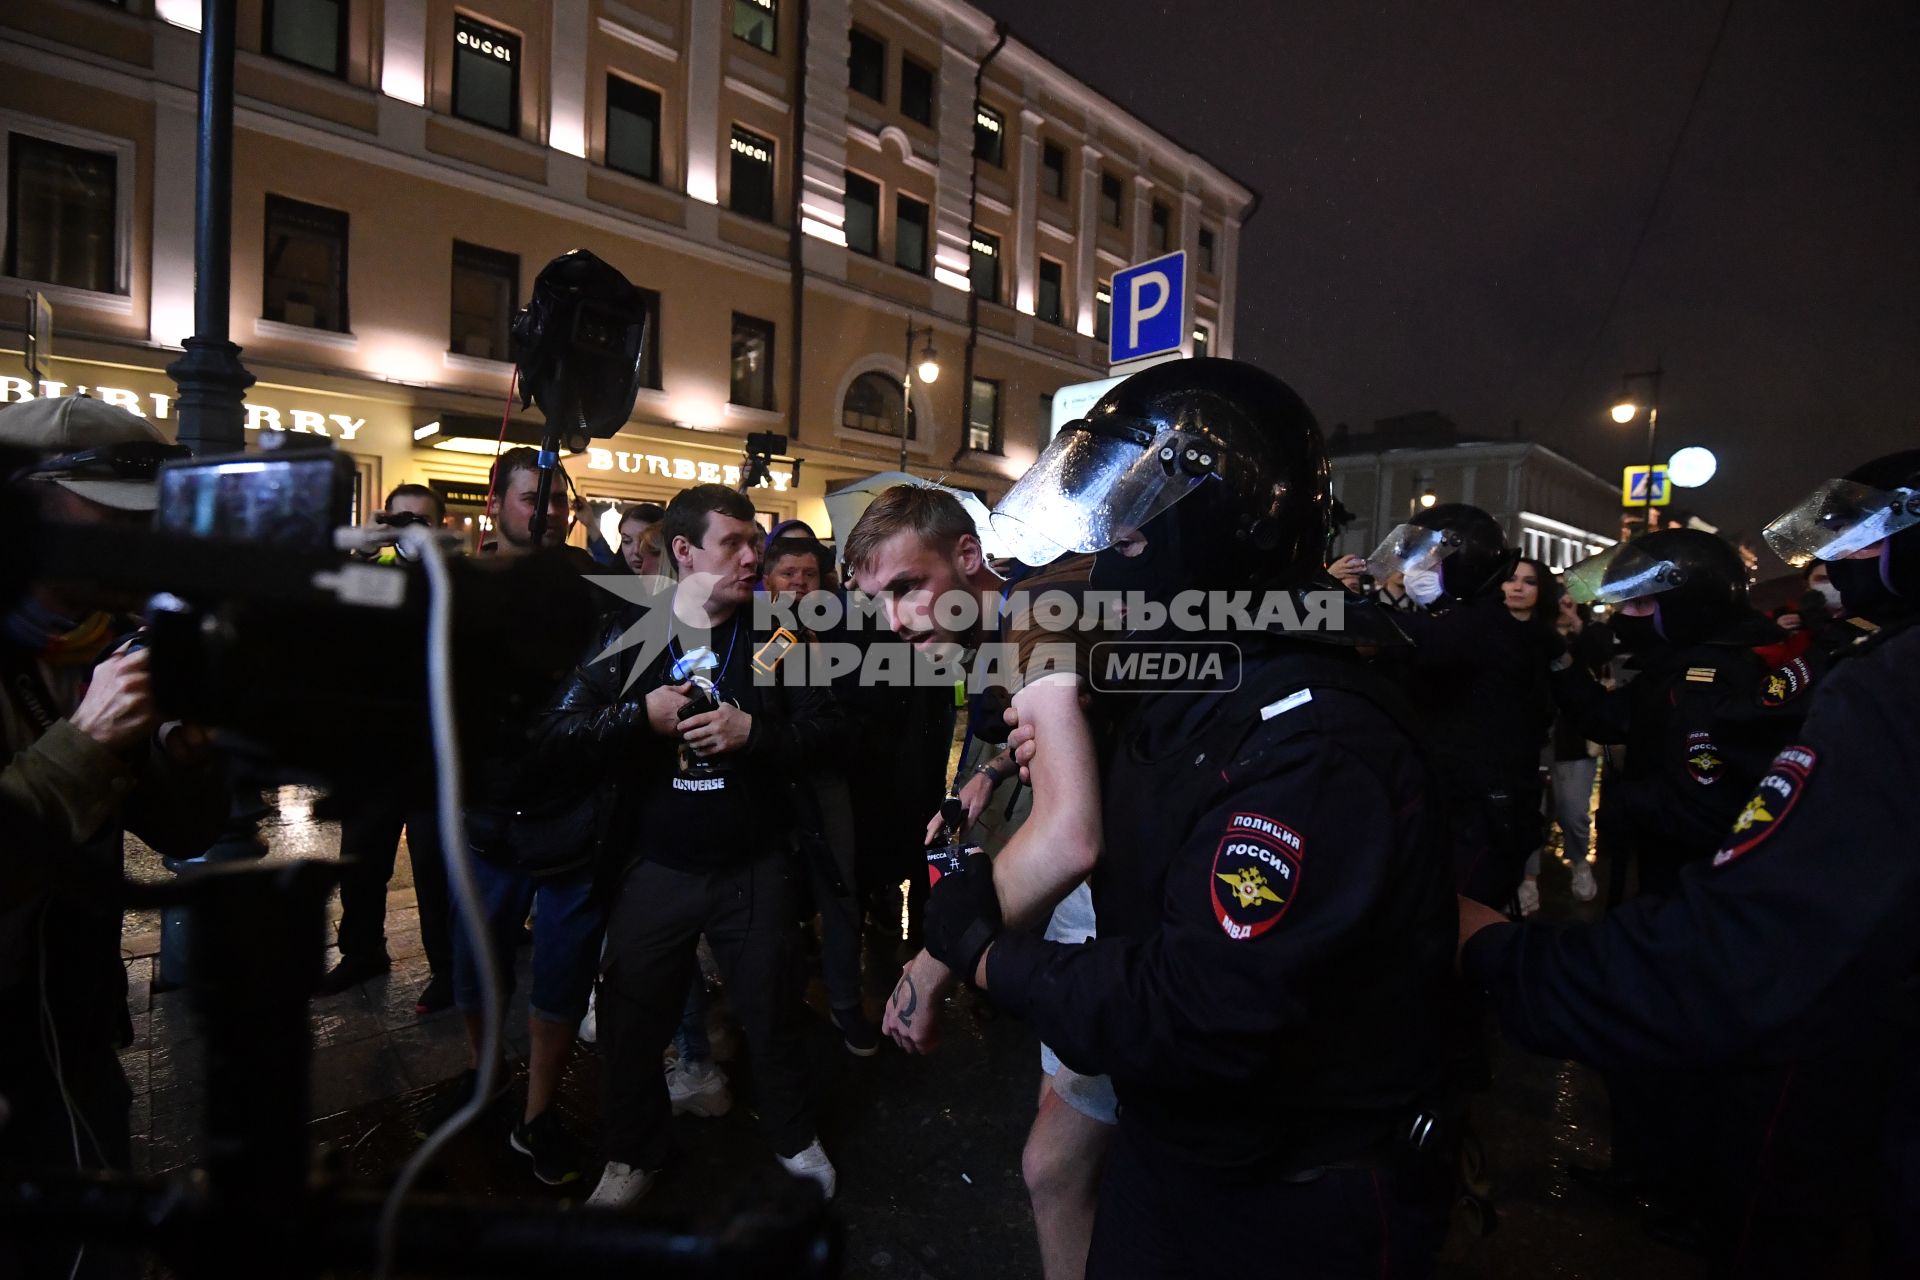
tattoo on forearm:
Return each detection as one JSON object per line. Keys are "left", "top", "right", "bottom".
{"left": 891, "top": 972, "right": 918, "bottom": 1027}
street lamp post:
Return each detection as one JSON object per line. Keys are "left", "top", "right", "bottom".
{"left": 1610, "top": 360, "right": 1664, "bottom": 531}
{"left": 165, "top": 0, "right": 255, "bottom": 454}
{"left": 899, "top": 316, "right": 938, "bottom": 471}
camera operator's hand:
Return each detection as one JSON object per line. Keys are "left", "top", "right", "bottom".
{"left": 646, "top": 682, "right": 693, "bottom": 736}
{"left": 680, "top": 703, "right": 752, "bottom": 757}
{"left": 71, "top": 649, "right": 159, "bottom": 753}
{"left": 883, "top": 950, "right": 951, "bottom": 1055}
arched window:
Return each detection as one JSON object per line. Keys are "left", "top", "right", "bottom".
{"left": 841, "top": 370, "right": 910, "bottom": 438}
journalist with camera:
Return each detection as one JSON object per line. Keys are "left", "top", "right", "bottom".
{"left": 0, "top": 395, "right": 228, "bottom": 1279}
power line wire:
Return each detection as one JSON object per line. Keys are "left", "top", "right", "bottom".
{"left": 1544, "top": 0, "right": 1738, "bottom": 429}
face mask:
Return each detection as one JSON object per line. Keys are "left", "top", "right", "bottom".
{"left": 1827, "top": 553, "right": 1895, "bottom": 621}
{"left": 1803, "top": 582, "right": 1842, "bottom": 613}
{"left": 1403, "top": 566, "right": 1444, "bottom": 607}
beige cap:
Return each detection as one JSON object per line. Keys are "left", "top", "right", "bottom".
{"left": 0, "top": 394, "right": 173, "bottom": 511}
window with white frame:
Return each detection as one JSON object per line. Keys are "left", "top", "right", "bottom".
{"left": 4, "top": 131, "right": 121, "bottom": 294}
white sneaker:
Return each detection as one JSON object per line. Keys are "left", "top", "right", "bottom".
{"left": 777, "top": 1139, "right": 837, "bottom": 1200}
{"left": 586, "top": 1161, "right": 656, "bottom": 1208}
{"left": 577, "top": 988, "right": 598, "bottom": 1045}
{"left": 667, "top": 1059, "right": 732, "bottom": 1118}
{"left": 1570, "top": 861, "right": 1598, "bottom": 903}
{"left": 1517, "top": 878, "right": 1541, "bottom": 917}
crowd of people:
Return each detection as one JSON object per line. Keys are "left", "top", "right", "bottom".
{"left": 0, "top": 368, "right": 1914, "bottom": 1279}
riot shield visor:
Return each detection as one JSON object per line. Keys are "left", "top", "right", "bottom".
{"left": 1762, "top": 479, "right": 1920, "bottom": 566}
{"left": 989, "top": 417, "right": 1211, "bottom": 566}
{"left": 1364, "top": 523, "right": 1461, "bottom": 580}
{"left": 1563, "top": 542, "right": 1683, "bottom": 606}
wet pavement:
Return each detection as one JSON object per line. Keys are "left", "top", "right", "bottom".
{"left": 117, "top": 788, "right": 1852, "bottom": 1278}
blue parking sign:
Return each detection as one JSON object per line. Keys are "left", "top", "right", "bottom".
{"left": 1109, "top": 251, "right": 1186, "bottom": 364}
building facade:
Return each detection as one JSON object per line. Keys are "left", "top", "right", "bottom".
{"left": 1329, "top": 419, "right": 1620, "bottom": 572}
{"left": 0, "top": 0, "right": 1253, "bottom": 546}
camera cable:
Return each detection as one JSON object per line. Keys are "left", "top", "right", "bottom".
{"left": 371, "top": 525, "right": 503, "bottom": 1280}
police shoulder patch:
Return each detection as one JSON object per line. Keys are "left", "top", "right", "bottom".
{"left": 1712, "top": 746, "right": 1817, "bottom": 867}
{"left": 1757, "top": 655, "right": 1813, "bottom": 708}
{"left": 1683, "top": 730, "right": 1723, "bottom": 785}
{"left": 1210, "top": 812, "right": 1302, "bottom": 941}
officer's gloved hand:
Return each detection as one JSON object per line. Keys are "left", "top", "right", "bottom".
{"left": 924, "top": 850, "right": 1003, "bottom": 988}
{"left": 1404, "top": 566, "right": 1444, "bottom": 606}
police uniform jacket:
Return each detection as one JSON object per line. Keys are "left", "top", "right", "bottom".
{"left": 1551, "top": 616, "right": 1811, "bottom": 868}
{"left": 985, "top": 620, "right": 1456, "bottom": 1171}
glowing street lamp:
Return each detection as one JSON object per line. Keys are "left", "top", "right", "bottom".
{"left": 1668, "top": 446, "right": 1717, "bottom": 489}
{"left": 1610, "top": 401, "right": 1638, "bottom": 425}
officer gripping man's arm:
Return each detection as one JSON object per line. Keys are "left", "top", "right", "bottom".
{"left": 924, "top": 358, "right": 1459, "bottom": 1279}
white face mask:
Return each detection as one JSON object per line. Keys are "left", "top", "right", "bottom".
{"left": 1404, "top": 566, "right": 1445, "bottom": 606}
{"left": 1805, "top": 581, "right": 1842, "bottom": 613}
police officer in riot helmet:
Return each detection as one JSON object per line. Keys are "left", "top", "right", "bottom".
{"left": 1548, "top": 526, "right": 1816, "bottom": 1246}
{"left": 1460, "top": 461, "right": 1920, "bottom": 1276}
{"left": 1558, "top": 527, "right": 1803, "bottom": 895}
{"left": 1376, "top": 501, "right": 1557, "bottom": 909}
{"left": 938, "top": 357, "right": 1457, "bottom": 1278}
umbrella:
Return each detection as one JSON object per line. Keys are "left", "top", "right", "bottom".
{"left": 821, "top": 471, "right": 1007, "bottom": 559}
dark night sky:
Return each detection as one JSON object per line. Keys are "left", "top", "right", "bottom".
{"left": 972, "top": 0, "right": 1920, "bottom": 558}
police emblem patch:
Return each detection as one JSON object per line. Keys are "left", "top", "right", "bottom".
{"left": 1712, "top": 746, "right": 1817, "bottom": 867}
{"left": 1758, "top": 655, "right": 1812, "bottom": 708}
{"left": 1209, "top": 813, "right": 1301, "bottom": 941}
{"left": 1684, "top": 730, "right": 1723, "bottom": 785}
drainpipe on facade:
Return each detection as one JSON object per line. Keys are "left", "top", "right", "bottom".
{"left": 951, "top": 21, "right": 1008, "bottom": 468}
{"left": 785, "top": 0, "right": 811, "bottom": 445}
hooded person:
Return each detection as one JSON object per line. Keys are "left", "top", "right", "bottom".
{"left": 928, "top": 357, "right": 1458, "bottom": 1279}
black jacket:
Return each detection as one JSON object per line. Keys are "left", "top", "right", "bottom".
{"left": 1395, "top": 594, "right": 1558, "bottom": 797}
{"left": 987, "top": 633, "right": 1456, "bottom": 1171}
{"left": 1552, "top": 616, "right": 1810, "bottom": 870}
{"left": 537, "top": 605, "right": 851, "bottom": 872}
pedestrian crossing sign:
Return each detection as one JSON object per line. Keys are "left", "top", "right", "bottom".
{"left": 1622, "top": 465, "right": 1671, "bottom": 507}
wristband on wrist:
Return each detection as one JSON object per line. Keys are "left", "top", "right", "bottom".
{"left": 973, "top": 758, "right": 1010, "bottom": 786}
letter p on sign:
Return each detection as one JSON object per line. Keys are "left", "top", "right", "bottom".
{"left": 1128, "top": 272, "right": 1169, "bottom": 350}
{"left": 1109, "top": 251, "right": 1187, "bottom": 365}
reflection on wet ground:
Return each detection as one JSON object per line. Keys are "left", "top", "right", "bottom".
{"left": 119, "top": 788, "right": 1806, "bottom": 1279}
